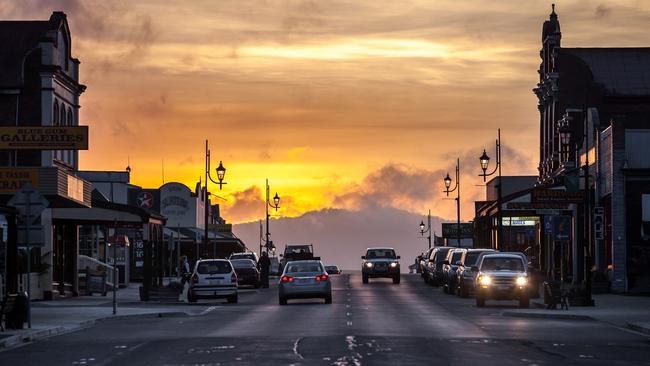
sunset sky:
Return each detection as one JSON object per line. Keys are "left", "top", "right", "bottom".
{"left": 3, "top": 0, "right": 650, "bottom": 224}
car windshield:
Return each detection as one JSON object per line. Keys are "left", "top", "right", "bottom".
{"left": 366, "top": 249, "right": 396, "bottom": 259}
{"left": 286, "top": 246, "right": 312, "bottom": 254}
{"left": 231, "top": 259, "right": 255, "bottom": 268}
{"left": 197, "top": 261, "right": 232, "bottom": 274}
{"left": 481, "top": 257, "right": 524, "bottom": 272}
{"left": 286, "top": 262, "right": 323, "bottom": 273}
{"left": 231, "top": 254, "right": 254, "bottom": 260}
{"left": 464, "top": 252, "right": 481, "bottom": 266}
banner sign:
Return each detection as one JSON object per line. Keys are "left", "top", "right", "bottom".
{"left": 532, "top": 189, "right": 585, "bottom": 203}
{"left": 441, "top": 223, "right": 473, "bottom": 239}
{"left": 0, "top": 168, "right": 39, "bottom": 193}
{"left": 0, "top": 126, "right": 88, "bottom": 150}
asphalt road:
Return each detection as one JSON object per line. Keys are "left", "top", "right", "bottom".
{"left": 1, "top": 273, "right": 649, "bottom": 365}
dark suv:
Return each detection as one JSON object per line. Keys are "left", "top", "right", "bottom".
{"left": 474, "top": 253, "right": 530, "bottom": 308}
{"left": 455, "top": 249, "right": 495, "bottom": 297}
{"left": 425, "top": 247, "right": 453, "bottom": 286}
{"left": 441, "top": 249, "right": 466, "bottom": 294}
{"left": 362, "top": 247, "right": 401, "bottom": 284}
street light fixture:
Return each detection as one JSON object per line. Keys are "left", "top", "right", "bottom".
{"left": 477, "top": 129, "right": 503, "bottom": 251}
{"left": 419, "top": 209, "right": 432, "bottom": 249}
{"left": 558, "top": 119, "right": 573, "bottom": 163}
{"left": 262, "top": 179, "right": 281, "bottom": 256}
{"left": 205, "top": 140, "right": 227, "bottom": 258}
{"left": 444, "top": 158, "right": 461, "bottom": 247}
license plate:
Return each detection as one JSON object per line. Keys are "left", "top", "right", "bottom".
{"left": 296, "top": 278, "right": 314, "bottom": 285}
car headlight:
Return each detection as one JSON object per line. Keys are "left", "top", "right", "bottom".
{"left": 516, "top": 276, "right": 527, "bottom": 286}
{"left": 365, "top": 262, "right": 374, "bottom": 268}
{"left": 479, "top": 275, "right": 491, "bottom": 286}
{"left": 390, "top": 262, "right": 398, "bottom": 268}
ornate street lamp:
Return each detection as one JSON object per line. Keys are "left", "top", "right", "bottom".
{"left": 205, "top": 140, "right": 227, "bottom": 258}
{"left": 477, "top": 129, "right": 503, "bottom": 250}
{"left": 262, "top": 179, "right": 281, "bottom": 255}
{"left": 444, "top": 158, "right": 461, "bottom": 247}
{"left": 419, "top": 210, "right": 432, "bottom": 249}
{"left": 558, "top": 120, "right": 573, "bottom": 163}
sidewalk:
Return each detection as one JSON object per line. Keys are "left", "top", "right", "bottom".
{"left": 0, "top": 284, "right": 206, "bottom": 349}
{"left": 502, "top": 294, "right": 650, "bottom": 335}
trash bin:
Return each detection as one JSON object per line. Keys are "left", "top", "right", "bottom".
{"left": 6, "top": 292, "right": 28, "bottom": 329}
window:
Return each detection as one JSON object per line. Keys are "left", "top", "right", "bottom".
{"left": 60, "top": 105, "right": 66, "bottom": 126}
{"left": 481, "top": 257, "right": 524, "bottom": 272}
{"left": 286, "top": 262, "right": 323, "bottom": 273}
{"left": 53, "top": 101, "right": 59, "bottom": 125}
{"left": 366, "top": 249, "right": 396, "bottom": 259}
{"left": 196, "top": 261, "right": 232, "bottom": 275}
{"left": 67, "top": 108, "right": 73, "bottom": 126}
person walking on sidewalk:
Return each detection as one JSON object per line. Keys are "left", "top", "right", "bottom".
{"left": 258, "top": 251, "right": 271, "bottom": 288}
{"left": 179, "top": 256, "right": 191, "bottom": 285}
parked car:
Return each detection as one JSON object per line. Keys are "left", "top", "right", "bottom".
{"left": 419, "top": 248, "right": 435, "bottom": 282}
{"left": 361, "top": 247, "right": 401, "bottom": 284}
{"left": 455, "top": 249, "right": 496, "bottom": 297}
{"left": 425, "top": 247, "right": 453, "bottom": 286}
{"left": 269, "top": 256, "right": 280, "bottom": 276}
{"left": 441, "top": 248, "right": 466, "bottom": 294}
{"left": 474, "top": 253, "right": 530, "bottom": 308}
{"left": 279, "top": 260, "right": 332, "bottom": 305}
{"left": 325, "top": 265, "right": 342, "bottom": 275}
{"left": 230, "top": 259, "right": 260, "bottom": 288}
{"left": 188, "top": 259, "right": 238, "bottom": 303}
{"left": 229, "top": 252, "right": 259, "bottom": 265}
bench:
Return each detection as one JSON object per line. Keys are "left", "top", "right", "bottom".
{"left": 0, "top": 294, "right": 18, "bottom": 331}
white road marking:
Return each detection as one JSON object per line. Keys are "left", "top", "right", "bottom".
{"left": 292, "top": 337, "right": 304, "bottom": 359}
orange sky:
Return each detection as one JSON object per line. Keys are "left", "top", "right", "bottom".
{"left": 4, "top": 0, "right": 650, "bottom": 223}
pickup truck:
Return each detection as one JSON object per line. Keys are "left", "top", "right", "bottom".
{"left": 279, "top": 244, "right": 318, "bottom": 272}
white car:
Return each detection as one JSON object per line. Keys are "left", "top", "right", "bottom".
{"left": 188, "top": 259, "right": 238, "bottom": 303}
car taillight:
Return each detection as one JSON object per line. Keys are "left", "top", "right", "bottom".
{"left": 191, "top": 274, "right": 198, "bottom": 284}
{"left": 315, "top": 274, "right": 329, "bottom": 281}
{"left": 281, "top": 276, "right": 294, "bottom": 282}
{"left": 231, "top": 273, "right": 237, "bottom": 283}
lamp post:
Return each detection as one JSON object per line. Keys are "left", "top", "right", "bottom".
{"left": 478, "top": 129, "right": 503, "bottom": 251}
{"left": 419, "top": 209, "right": 432, "bottom": 249}
{"left": 262, "top": 179, "right": 280, "bottom": 256}
{"left": 557, "top": 112, "right": 594, "bottom": 306}
{"left": 444, "top": 158, "right": 461, "bottom": 247}
{"left": 204, "top": 140, "right": 226, "bottom": 259}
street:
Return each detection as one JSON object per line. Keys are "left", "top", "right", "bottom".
{"left": 1, "top": 273, "right": 649, "bottom": 365}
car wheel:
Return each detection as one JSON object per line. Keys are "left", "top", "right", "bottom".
{"left": 227, "top": 294, "right": 238, "bottom": 304}
{"left": 393, "top": 275, "right": 400, "bottom": 284}
{"left": 362, "top": 274, "right": 369, "bottom": 284}
{"left": 423, "top": 275, "right": 429, "bottom": 284}
{"left": 188, "top": 292, "right": 197, "bottom": 303}
{"left": 279, "top": 296, "right": 288, "bottom": 305}
{"left": 442, "top": 283, "right": 448, "bottom": 293}
{"left": 325, "top": 294, "right": 332, "bottom": 304}
{"left": 476, "top": 296, "right": 485, "bottom": 308}
{"left": 519, "top": 297, "right": 529, "bottom": 308}
{"left": 459, "top": 284, "right": 468, "bottom": 298}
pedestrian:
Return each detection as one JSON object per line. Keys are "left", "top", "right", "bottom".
{"left": 258, "top": 251, "right": 271, "bottom": 288}
{"left": 179, "top": 255, "right": 191, "bottom": 285}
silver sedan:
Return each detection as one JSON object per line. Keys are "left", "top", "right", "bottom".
{"left": 278, "top": 260, "right": 332, "bottom": 305}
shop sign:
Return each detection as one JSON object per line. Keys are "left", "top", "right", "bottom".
{"left": 502, "top": 216, "right": 539, "bottom": 226}
{"left": 551, "top": 216, "right": 572, "bottom": 241}
{"left": 441, "top": 223, "right": 473, "bottom": 238}
{"left": 209, "top": 223, "right": 232, "bottom": 233}
{"left": 0, "top": 168, "right": 39, "bottom": 193}
{"left": 0, "top": 126, "right": 88, "bottom": 150}
{"left": 532, "top": 189, "right": 585, "bottom": 203}
{"left": 507, "top": 202, "right": 569, "bottom": 210}
{"left": 594, "top": 207, "right": 604, "bottom": 240}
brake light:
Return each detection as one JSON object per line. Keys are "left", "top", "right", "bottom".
{"left": 281, "top": 276, "right": 294, "bottom": 282}
{"left": 231, "top": 273, "right": 237, "bottom": 283}
{"left": 316, "top": 274, "right": 329, "bottom": 281}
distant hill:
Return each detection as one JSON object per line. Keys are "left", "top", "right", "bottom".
{"left": 233, "top": 206, "right": 444, "bottom": 271}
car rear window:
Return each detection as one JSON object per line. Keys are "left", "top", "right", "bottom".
{"left": 231, "top": 259, "right": 255, "bottom": 268}
{"left": 451, "top": 251, "right": 463, "bottom": 262}
{"left": 481, "top": 257, "right": 524, "bottom": 271}
{"left": 464, "top": 252, "right": 480, "bottom": 265}
{"left": 197, "top": 261, "right": 232, "bottom": 274}
{"left": 434, "top": 249, "right": 451, "bottom": 263}
{"left": 366, "top": 249, "right": 396, "bottom": 259}
{"left": 286, "top": 262, "right": 323, "bottom": 273}
{"left": 231, "top": 254, "right": 254, "bottom": 261}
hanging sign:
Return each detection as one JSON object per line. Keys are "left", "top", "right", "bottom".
{"left": 0, "top": 126, "right": 88, "bottom": 150}
{"left": 0, "top": 168, "right": 39, "bottom": 193}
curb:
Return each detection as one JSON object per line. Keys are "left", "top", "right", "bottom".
{"left": 501, "top": 310, "right": 593, "bottom": 321}
{"left": 0, "top": 311, "right": 191, "bottom": 350}
{"left": 625, "top": 323, "right": 650, "bottom": 335}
